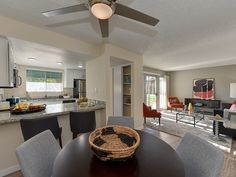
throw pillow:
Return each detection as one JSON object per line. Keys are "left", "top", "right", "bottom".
{"left": 230, "top": 104, "right": 236, "bottom": 110}
{"left": 170, "top": 99, "right": 178, "bottom": 104}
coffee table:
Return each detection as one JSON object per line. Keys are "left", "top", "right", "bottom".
{"left": 176, "top": 111, "right": 204, "bottom": 127}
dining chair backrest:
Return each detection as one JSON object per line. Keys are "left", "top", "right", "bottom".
{"left": 107, "top": 116, "right": 134, "bottom": 129}
{"left": 176, "top": 133, "right": 224, "bottom": 177}
{"left": 20, "top": 116, "right": 62, "bottom": 147}
{"left": 70, "top": 111, "right": 96, "bottom": 138}
{"left": 16, "top": 130, "right": 61, "bottom": 177}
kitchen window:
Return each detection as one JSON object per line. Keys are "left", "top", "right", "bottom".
{"left": 26, "top": 69, "right": 63, "bottom": 92}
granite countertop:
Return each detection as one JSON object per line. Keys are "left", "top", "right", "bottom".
{"left": 20, "top": 97, "right": 77, "bottom": 104}
{"left": 20, "top": 96, "right": 76, "bottom": 100}
{"left": 0, "top": 101, "right": 105, "bottom": 125}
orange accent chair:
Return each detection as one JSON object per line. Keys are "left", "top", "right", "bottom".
{"left": 143, "top": 103, "right": 161, "bottom": 124}
{"left": 168, "top": 97, "right": 184, "bottom": 111}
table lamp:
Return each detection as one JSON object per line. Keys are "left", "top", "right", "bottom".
{"left": 188, "top": 102, "right": 193, "bottom": 114}
{"left": 230, "top": 83, "right": 236, "bottom": 98}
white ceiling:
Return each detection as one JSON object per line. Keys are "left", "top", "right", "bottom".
{"left": 9, "top": 37, "right": 88, "bottom": 69}
{"left": 0, "top": 0, "right": 236, "bottom": 71}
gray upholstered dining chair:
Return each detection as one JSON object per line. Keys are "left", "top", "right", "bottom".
{"left": 16, "top": 130, "right": 61, "bottom": 177}
{"left": 176, "top": 133, "right": 224, "bottom": 177}
{"left": 107, "top": 116, "right": 134, "bottom": 128}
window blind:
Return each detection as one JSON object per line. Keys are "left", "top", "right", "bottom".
{"left": 26, "top": 70, "right": 46, "bottom": 82}
{"left": 26, "top": 69, "right": 63, "bottom": 92}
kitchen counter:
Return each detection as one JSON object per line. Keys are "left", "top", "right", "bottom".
{"left": 20, "top": 97, "right": 78, "bottom": 105}
{"left": 0, "top": 101, "right": 105, "bottom": 125}
{"left": 0, "top": 101, "right": 106, "bottom": 174}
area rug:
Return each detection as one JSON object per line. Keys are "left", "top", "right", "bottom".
{"left": 146, "top": 110, "right": 232, "bottom": 152}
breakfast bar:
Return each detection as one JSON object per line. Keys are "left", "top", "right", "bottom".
{"left": 0, "top": 101, "right": 106, "bottom": 175}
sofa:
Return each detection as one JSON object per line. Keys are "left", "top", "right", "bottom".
{"left": 213, "top": 102, "right": 236, "bottom": 138}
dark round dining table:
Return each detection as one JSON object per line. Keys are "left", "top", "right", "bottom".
{"left": 52, "top": 130, "right": 185, "bottom": 177}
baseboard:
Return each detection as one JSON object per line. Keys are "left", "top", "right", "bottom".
{"left": 0, "top": 165, "right": 20, "bottom": 177}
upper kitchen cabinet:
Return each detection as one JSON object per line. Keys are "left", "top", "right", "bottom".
{"left": 64, "top": 69, "right": 85, "bottom": 88}
{"left": 0, "top": 36, "right": 14, "bottom": 88}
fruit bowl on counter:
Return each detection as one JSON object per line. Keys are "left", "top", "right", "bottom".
{"left": 11, "top": 102, "right": 47, "bottom": 114}
{"left": 79, "top": 102, "right": 88, "bottom": 107}
{"left": 77, "top": 97, "right": 88, "bottom": 107}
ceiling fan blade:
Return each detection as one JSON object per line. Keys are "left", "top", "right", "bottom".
{"left": 99, "top": 19, "right": 109, "bottom": 38}
{"left": 115, "top": 3, "right": 159, "bottom": 26}
{"left": 42, "top": 4, "right": 88, "bottom": 17}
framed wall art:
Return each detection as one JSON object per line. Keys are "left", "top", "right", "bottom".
{"left": 193, "top": 78, "right": 215, "bottom": 100}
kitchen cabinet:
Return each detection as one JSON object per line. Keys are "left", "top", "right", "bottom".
{"left": 0, "top": 36, "right": 14, "bottom": 88}
{"left": 64, "top": 69, "right": 85, "bottom": 88}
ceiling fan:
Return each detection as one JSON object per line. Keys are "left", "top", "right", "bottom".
{"left": 42, "top": 0, "right": 159, "bottom": 38}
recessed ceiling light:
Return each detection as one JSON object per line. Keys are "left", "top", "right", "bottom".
{"left": 57, "top": 62, "right": 63, "bottom": 65}
{"left": 78, "top": 65, "right": 83, "bottom": 68}
{"left": 28, "top": 58, "right": 36, "bottom": 61}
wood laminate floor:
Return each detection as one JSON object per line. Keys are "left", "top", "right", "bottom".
{"left": 4, "top": 126, "right": 236, "bottom": 177}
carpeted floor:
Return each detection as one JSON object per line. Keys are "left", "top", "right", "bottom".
{"left": 146, "top": 110, "right": 232, "bottom": 152}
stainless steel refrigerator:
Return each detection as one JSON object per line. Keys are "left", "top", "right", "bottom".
{"left": 73, "top": 79, "right": 86, "bottom": 98}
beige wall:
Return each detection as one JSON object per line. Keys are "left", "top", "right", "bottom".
{"left": 86, "top": 46, "right": 108, "bottom": 102}
{"left": 3, "top": 65, "right": 73, "bottom": 99}
{"left": 86, "top": 44, "right": 143, "bottom": 128}
{"left": 170, "top": 65, "right": 236, "bottom": 103}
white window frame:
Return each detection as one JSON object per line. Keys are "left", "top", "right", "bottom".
{"left": 26, "top": 68, "right": 63, "bottom": 93}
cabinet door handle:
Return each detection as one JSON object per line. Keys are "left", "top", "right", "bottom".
{"left": 18, "top": 76, "right": 22, "bottom": 86}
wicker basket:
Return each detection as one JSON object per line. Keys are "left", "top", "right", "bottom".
{"left": 89, "top": 125, "right": 140, "bottom": 162}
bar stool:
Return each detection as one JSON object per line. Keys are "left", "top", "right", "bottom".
{"left": 20, "top": 116, "right": 62, "bottom": 147}
{"left": 70, "top": 111, "right": 96, "bottom": 139}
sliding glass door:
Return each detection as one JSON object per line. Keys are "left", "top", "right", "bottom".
{"left": 144, "top": 74, "right": 168, "bottom": 109}
{"left": 159, "top": 76, "right": 168, "bottom": 109}
{"left": 144, "top": 74, "right": 159, "bottom": 109}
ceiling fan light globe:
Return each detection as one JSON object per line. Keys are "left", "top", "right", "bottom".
{"left": 91, "top": 3, "right": 113, "bottom": 19}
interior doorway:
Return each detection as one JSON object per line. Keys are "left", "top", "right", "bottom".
{"left": 111, "top": 57, "right": 133, "bottom": 116}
